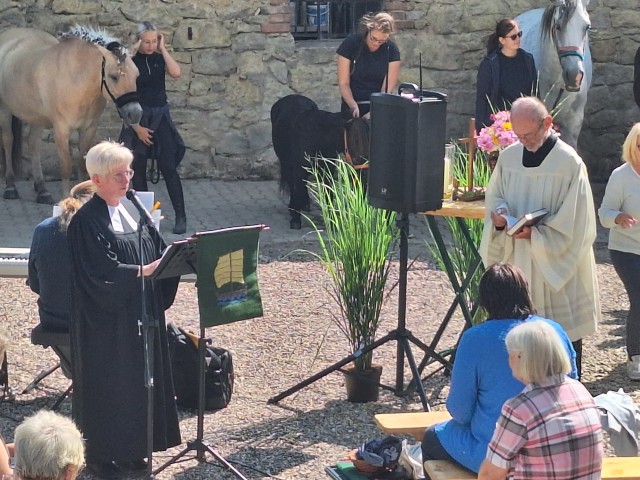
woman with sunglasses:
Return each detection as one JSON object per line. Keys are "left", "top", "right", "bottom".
{"left": 475, "top": 18, "right": 538, "bottom": 131}
{"left": 336, "top": 12, "right": 401, "bottom": 120}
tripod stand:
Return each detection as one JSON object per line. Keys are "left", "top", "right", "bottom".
{"left": 154, "top": 326, "right": 247, "bottom": 479}
{"left": 269, "top": 212, "right": 452, "bottom": 411}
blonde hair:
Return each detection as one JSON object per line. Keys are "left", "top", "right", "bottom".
{"left": 359, "top": 12, "right": 395, "bottom": 35}
{"left": 621, "top": 122, "right": 640, "bottom": 169}
{"left": 57, "top": 180, "right": 96, "bottom": 232}
{"left": 85, "top": 141, "right": 133, "bottom": 178}
{"left": 14, "top": 410, "right": 85, "bottom": 480}
{"left": 506, "top": 320, "right": 571, "bottom": 384}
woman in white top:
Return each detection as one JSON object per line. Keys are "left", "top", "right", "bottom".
{"left": 599, "top": 122, "right": 640, "bottom": 380}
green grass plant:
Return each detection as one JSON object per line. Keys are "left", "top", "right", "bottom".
{"left": 305, "top": 159, "right": 399, "bottom": 371}
{"left": 428, "top": 142, "right": 490, "bottom": 325}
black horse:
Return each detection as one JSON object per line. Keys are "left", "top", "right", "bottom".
{"left": 271, "top": 94, "right": 369, "bottom": 229}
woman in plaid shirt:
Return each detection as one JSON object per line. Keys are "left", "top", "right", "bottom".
{"left": 479, "top": 320, "right": 603, "bottom": 480}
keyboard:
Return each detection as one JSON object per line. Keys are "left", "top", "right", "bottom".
{"left": 0, "top": 248, "right": 29, "bottom": 278}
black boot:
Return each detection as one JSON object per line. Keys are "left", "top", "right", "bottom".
{"left": 165, "top": 173, "right": 186, "bottom": 234}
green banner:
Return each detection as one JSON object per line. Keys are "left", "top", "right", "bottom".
{"left": 195, "top": 226, "right": 264, "bottom": 327}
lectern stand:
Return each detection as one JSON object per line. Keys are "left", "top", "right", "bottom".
{"left": 154, "top": 226, "right": 266, "bottom": 480}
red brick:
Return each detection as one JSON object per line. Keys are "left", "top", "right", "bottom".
{"left": 270, "top": 13, "right": 290, "bottom": 23}
{"left": 262, "top": 23, "right": 291, "bottom": 34}
{"left": 385, "top": 1, "right": 411, "bottom": 11}
{"left": 389, "top": 11, "right": 406, "bottom": 21}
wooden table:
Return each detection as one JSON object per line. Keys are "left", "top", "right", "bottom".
{"left": 417, "top": 200, "right": 486, "bottom": 374}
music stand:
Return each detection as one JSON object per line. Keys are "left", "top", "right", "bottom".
{"left": 154, "top": 225, "right": 266, "bottom": 480}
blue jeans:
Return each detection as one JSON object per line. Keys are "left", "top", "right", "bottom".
{"left": 610, "top": 249, "right": 640, "bottom": 358}
{"left": 421, "top": 426, "right": 466, "bottom": 479}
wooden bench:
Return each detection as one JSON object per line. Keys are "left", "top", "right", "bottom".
{"left": 424, "top": 458, "right": 640, "bottom": 480}
{"left": 374, "top": 411, "right": 452, "bottom": 441}
{"left": 375, "top": 412, "right": 640, "bottom": 480}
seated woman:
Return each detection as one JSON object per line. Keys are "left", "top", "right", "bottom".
{"left": 479, "top": 320, "right": 603, "bottom": 479}
{"left": 421, "top": 263, "right": 576, "bottom": 478}
{"left": 14, "top": 410, "right": 85, "bottom": 480}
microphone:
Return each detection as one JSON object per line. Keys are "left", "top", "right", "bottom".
{"left": 126, "top": 189, "right": 155, "bottom": 227}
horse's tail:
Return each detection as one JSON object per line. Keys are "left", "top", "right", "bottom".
{"left": 11, "top": 116, "right": 22, "bottom": 177}
{"left": 271, "top": 95, "right": 318, "bottom": 198}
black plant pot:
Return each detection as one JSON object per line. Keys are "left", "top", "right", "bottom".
{"left": 343, "top": 364, "right": 383, "bottom": 403}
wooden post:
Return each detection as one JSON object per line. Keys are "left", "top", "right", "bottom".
{"left": 457, "top": 117, "right": 476, "bottom": 192}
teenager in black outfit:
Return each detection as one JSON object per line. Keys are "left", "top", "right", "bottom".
{"left": 336, "top": 12, "right": 401, "bottom": 120}
{"left": 121, "top": 21, "right": 187, "bottom": 234}
{"left": 475, "top": 18, "right": 538, "bottom": 132}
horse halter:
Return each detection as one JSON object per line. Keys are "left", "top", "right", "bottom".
{"left": 100, "top": 56, "right": 139, "bottom": 110}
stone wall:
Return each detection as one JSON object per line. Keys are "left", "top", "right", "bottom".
{"left": 0, "top": 0, "right": 638, "bottom": 182}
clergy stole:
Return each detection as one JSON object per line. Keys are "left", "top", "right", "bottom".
{"left": 195, "top": 225, "right": 264, "bottom": 327}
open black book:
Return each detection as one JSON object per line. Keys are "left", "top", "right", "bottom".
{"left": 151, "top": 239, "right": 197, "bottom": 280}
{"left": 501, "top": 208, "right": 549, "bottom": 236}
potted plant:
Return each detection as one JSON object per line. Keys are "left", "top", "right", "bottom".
{"left": 306, "top": 158, "right": 399, "bottom": 402}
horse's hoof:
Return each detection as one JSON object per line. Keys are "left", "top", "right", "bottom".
{"left": 3, "top": 188, "right": 19, "bottom": 200}
{"left": 290, "top": 218, "right": 302, "bottom": 229}
{"left": 36, "top": 192, "right": 55, "bottom": 205}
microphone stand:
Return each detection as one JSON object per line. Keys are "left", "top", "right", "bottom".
{"left": 136, "top": 210, "right": 157, "bottom": 479}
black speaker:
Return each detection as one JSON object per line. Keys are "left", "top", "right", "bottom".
{"left": 368, "top": 90, "right": 447, "bottom": 213}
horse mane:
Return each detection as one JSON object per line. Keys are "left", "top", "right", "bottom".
{"left": 58, "top": 26, "right": 129, "bottom": 62}
{"left": 541, "top": 0, "right": 578, "bottom": 41}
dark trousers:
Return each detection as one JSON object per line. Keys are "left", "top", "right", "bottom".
{"left": 572, "top": 339, "right": 582, "bottom": 380}
{"left": 421, "top": 426, "right": 467, "bottom": 479}
{"left": 610, "top": 249, "right": 640, "bottom": 359}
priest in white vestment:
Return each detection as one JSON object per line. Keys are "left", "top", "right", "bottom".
{"left": 480, "top": 97, "right": 600, "bottom": 375}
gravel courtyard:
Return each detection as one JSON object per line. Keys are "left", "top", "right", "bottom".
{"left": 0, "top": 234, "right": 636, "bottom": 479}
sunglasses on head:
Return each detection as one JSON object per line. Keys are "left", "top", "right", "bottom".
{"left": 507, "top": 31, "right": 523, "bottom": 41}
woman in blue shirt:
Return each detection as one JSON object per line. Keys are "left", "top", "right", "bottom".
{"left": 421, "top": 263, "right": 577, "bottom": 477}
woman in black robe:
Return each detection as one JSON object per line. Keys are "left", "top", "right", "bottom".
{"left": 68, "top": 141, "right": 180, "bottom": 478}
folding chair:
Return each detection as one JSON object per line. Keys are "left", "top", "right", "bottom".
{"left": 23, "top": 323, "right": 73, "bottom": 410}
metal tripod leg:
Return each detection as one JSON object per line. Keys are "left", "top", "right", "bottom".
{"left": 22, "top": 363, "right": 60, "bottom": 394}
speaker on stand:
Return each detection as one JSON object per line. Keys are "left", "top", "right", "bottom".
{"left": 366, "top": 86, "right": 450, "bottom": 410}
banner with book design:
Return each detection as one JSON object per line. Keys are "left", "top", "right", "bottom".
{"left": 195, "top": 225, "right": 265, "bottom": 327}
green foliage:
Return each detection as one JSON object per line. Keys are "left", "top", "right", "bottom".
{"left": 306, "top": 159, "right": 399, "bottom": 371}
{"left": 428, "top": 142, "right": 489, "bottom": 325}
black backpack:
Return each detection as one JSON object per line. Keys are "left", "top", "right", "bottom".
{"left": 166, "top": 323, "right": 234, "bottom": 411}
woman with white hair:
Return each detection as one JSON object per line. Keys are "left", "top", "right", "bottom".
{"left": 478, "top": 320, "right": 603, "bottom": 480}
{"left": 13, "top": 410, "right": 85, "bottom": 480}
{"left": 67, "top": 141, "right": 180, "bottom": 478}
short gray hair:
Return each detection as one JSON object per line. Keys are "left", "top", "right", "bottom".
{"left": 136, "top": 21, "right": 157, "bottom": 38}
{"left": 506, "top": 320, "right": 571, "bottom": 384}
{"left": 85, "top": 140, "right": 133, "bottom": 177}
{"left": 511, "top": 96, "right": 549, "bottom": 124}
{"left": 14, "top": 410, "right": 85, "bottom": 480}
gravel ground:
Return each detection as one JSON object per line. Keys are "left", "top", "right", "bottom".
{"left": 0, "top": 234, "right": 637, "bottom": 480}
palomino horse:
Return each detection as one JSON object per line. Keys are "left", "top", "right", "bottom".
{"left": 517, "top": 0, "right": 592, "bottom": 148}
{"left": 0, "top": 27, "right": 142, "bottom": 203}
{"left": 271, "top": 94, "right": 370, "bottom": 229}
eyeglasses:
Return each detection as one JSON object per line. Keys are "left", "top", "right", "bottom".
{"left": 110, "top": 169, "right": 135, "bottom": 182}
{"left": 513, "top": 120, "right": 545, "bottom": 142}
{"left": 506, "top": 31, "right": 523, "bottom": 41}
{"left": 368, "top": 31, "right": 388, "bottom": 45}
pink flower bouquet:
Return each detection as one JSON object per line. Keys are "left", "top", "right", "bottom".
{"left": 475, "top": 110, "right": 518, "bottom": 153}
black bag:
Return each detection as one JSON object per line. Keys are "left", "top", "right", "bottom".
{"left": 166, "top": 323, "right": 234, "bottom": 410}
